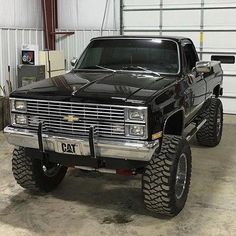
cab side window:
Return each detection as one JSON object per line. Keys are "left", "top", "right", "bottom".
{"left": 182, "top": 43, "right": 198, "bottom": 73}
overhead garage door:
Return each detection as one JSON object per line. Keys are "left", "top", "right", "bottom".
{"left": 121, "top": 0, "right": 236, "bottom": 114}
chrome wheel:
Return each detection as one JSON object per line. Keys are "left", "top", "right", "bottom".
{"left": 175, "top": 153, "right": 188, "bottom": 200}
{"left": 216, "top": 106, "right": 222, "bottom": 137}
{"left": 42, "top": 162, "right": 62, "bottom": 177}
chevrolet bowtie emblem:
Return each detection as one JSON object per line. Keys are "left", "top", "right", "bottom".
{"left": 63, "top": 115, "right": 79, "bottom": 123}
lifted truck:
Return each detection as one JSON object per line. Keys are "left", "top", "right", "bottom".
{"left": 4, "top": 36, "right": 223, "bottom": 217}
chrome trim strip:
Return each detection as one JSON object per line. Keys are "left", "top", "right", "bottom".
{"left": 4, "top": 127, "right": 159, "bottom": 162}
{"left": 10, "top": 97, "right": 147, "bottom": 109}
{"left": 26, "top": 110, "right": 124, "bottom": 117}
{"left": 10, "top": 98, "right": 148, "bottom": 140}
{"left": 186, "top": 119, "right": 207, "bottom": 142}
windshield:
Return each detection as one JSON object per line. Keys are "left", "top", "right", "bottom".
{"left": 76, "top": 39, "right": 180, "bottom": 74}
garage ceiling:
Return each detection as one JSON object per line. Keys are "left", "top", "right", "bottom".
{"left": 121, "top": 0, "right": 236, "bottom": 114}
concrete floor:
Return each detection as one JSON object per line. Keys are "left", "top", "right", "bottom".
{"left": 0, "top": 115, "right": 236, "bottom": 236}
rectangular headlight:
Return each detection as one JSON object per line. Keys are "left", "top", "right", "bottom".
{"left": 127, "top": 125, "right": 145, "bottom": 137}
{"left": 15, "top": 114, "right": 28, "bottom": 125}
{"left": 14, "top": 100, "right": 27, "bottom": 111}
{"left": 126, "top": 108, "right": 147, "bottom": 121}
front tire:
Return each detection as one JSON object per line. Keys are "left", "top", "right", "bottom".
{"left": 196, "top": 98, "right": 223, "bottom": 147}
{"left": 12, "top": 147, "right": 67, "bottom": 192}
{"left": 142, "top": 135, "right": 192, "bottom": 217}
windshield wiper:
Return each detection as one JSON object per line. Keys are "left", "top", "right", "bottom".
{"left": 122, "top": 65, "right": 161, "bottom": 76}
{"left": 95, "top": 65, "right": 116, "bottom": 72}
{"left": 136, "top": 66, "right": 161, "bottom": 76}
{"left": 74, "top": 65, "right": 116, "bottom": 73}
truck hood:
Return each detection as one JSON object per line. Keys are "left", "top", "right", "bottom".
{"left": 11, "top": 71, "right": 177, "bottom": 105}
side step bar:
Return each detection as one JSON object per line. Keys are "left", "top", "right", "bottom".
{"left": 186, "top": 119, "right": 207, "bottom": 142}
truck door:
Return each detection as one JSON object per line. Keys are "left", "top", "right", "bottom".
{"left": 181, "top": 40, "right": 207, "bottom": 120}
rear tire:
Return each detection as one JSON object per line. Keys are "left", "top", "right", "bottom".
{"left": 142, "top": 135, "right": 192, "bottom": 217}
{"left": 12, "top": 147, "right": 67, "bottom": 192}
{"left": 196, "top": 98, "right": 223, "bottom": 147}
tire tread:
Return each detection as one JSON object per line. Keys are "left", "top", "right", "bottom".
{"left": 196, "top": 98, "right": 223, "bottom": 147}
{"left": 142, "top": 135, "right": 192, "bottom": 217}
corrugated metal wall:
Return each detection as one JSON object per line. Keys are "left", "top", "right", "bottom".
{"left": 57, "top": 0, "right": 120, "bottom": 30}
{"left": 0, "top": 0, "right": 120, "bottom": 30}
{"left": 0, "top": 28, "right": 44, "bottom": 94}
{"left": 0, "top": 0, "right": 120, "bottom": 95}
{"left": 56, "top": 29, "right": 119, "bottom": 71}
{"left": 0, "top": 0, "right": 43, "bottom": 28}
{"left": 0, "top": 28, "right": 119, "bottom": 95}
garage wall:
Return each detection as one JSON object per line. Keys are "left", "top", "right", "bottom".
{"left": 56, "top": 29, "right": 119, "bottom": 71}
{"left": 121, "top": 0, "right": 236, "bottom": 114}
{"left": 0, "top": 0, "right": 120, "bottom": 95}
{"left": 0, "top": 28, "right": 118, "bottom": 95}
{"left": 0, "top": 28, "right": 44, "bottom": 93}
{"left": 0, "top": 0, "right": 43, "bottom": 28}
{"left": 0, "top": 0, "right": 120, "bottom": 30}
{"left": 58, "top": 0, "right": 120, "bottom": 30}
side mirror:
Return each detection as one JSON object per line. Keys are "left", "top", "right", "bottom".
{"left": 195, "top": 61, "right": 211, "bottom": 73}
{"left": 70, "top": 57, "right": 78, "bottom": 67}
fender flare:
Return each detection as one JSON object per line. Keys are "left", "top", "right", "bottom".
{"left": 163, "top": 107, "right": 185, "bottom": 136}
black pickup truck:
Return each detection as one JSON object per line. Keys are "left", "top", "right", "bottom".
{"left": 4, "top": 36, "right": 223, "bottom": 217}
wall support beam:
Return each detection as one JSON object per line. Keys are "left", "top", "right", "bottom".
{"left": 42, "top": 0, "right": 57, "bottom": 50}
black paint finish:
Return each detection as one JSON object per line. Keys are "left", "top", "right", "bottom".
{"left": 11, "top": 71, "right": 176, "bottom": 105}
{"left": 11, "top": 36, "right": 223, "bottom": 141}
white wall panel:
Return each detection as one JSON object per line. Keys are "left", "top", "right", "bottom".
{"left": 221, "top": 98, "right": 236, "bottom": 114}
{"left": 123, "top": 31, "right": 161, "bottom": 36}
{"left": 0, "top": 0, "right": 43, "bottom": 28}
{"left": 204, "top": 9, "right": 236, "bottom": 29}
{"left": 123, "top": 11, "right": 160, "bottom": 30}
{"left": 124, "top": 0, "right": 160, "bottom": 6}
{"left": 203, "top": 32, "right": 236, "bottom": 50}
{"left": 58, "top": 0, "right": 119, "bottom": 30}
{"left": 163, "top": 0, "right": 201, "bottom": 7}
{"left": 162, "top": 10, "right": 200, "bottom": 30}
{"left": 204, "top": 0, "right": 236, "bottom": 7}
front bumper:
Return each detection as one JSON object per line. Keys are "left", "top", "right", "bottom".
{"left": 4, "top": 126, "right": 159, "bottom": 161}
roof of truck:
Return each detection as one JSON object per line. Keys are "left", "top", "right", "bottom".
{"left": 91, "top": 35, "right": 189, "bottom": 42}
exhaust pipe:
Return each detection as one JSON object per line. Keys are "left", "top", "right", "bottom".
{"left": 75, "top": 166, "right": 116, "bottom": 174}
{"left": 75, "top": 166, "right": 134, "bottom": 176}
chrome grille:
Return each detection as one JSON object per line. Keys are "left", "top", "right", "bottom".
{"left": 26, "top": 100, "right": 125, "bottom": 138}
